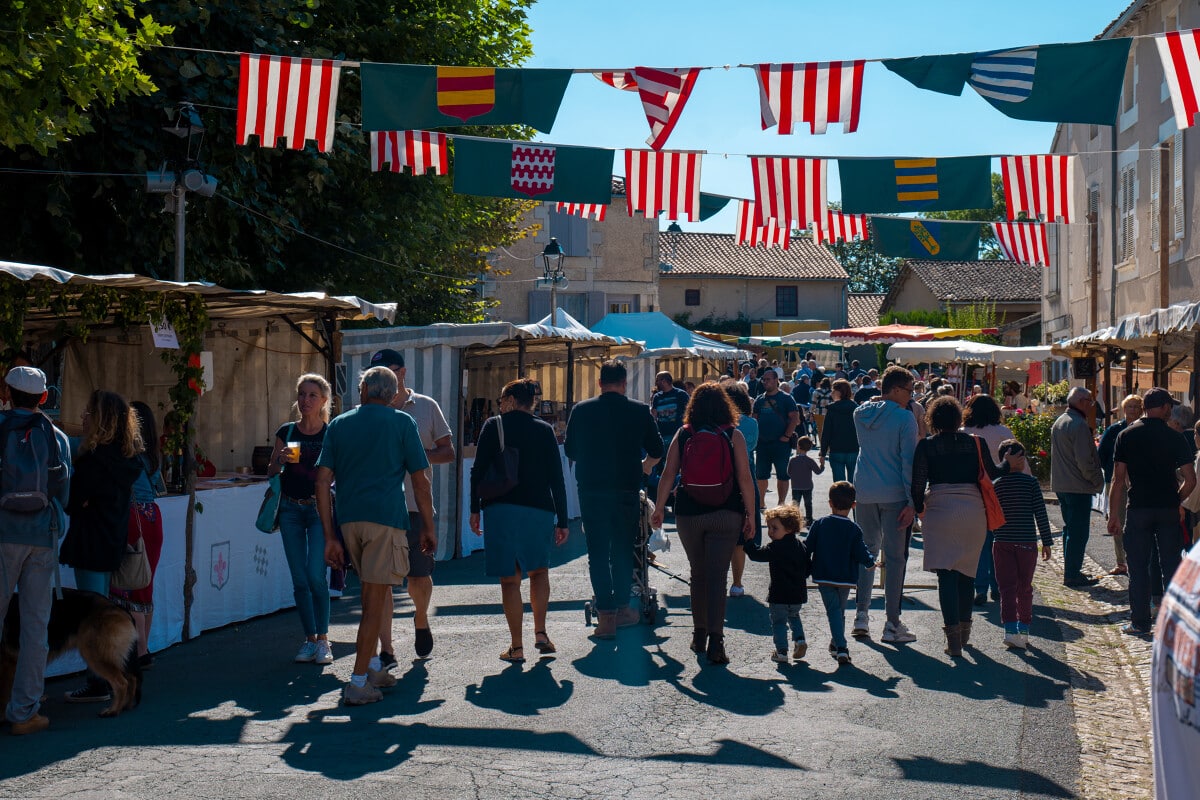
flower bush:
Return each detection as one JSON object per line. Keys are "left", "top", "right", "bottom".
{"left": 1008, "top": 411, "right": 1057, "bottom": 483}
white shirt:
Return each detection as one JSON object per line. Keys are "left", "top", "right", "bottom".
{"left": 399, "top": 389, "right": 452, "bottom": 513}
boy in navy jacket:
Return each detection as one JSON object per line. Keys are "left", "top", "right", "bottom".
{"left": 744, "top": 505, "right": 810, "bottom": 663}
{"left": 804, "top": 481, "right": 875, "bottom": 664}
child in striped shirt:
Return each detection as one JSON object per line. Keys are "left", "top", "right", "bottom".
{"left": 991, "top": 439, "right": 1053, "bottom": 650}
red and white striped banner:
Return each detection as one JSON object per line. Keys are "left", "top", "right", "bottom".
{"left": 992, "top": 222, "right": 1050, "bottom": 267}
{"left": 624, "top": 150, "right": 702, "bottom": 221}
{"left": 593, "top": 71, "right": 638, "bottom": 91}
{"left": 236, "top": 53, "right": 342, "bottom": 152}
{"left": 736, "top": 200, "right": 789, "bottom": 249}
{"left": 1157, "top": 29, "right": 1200, "bottom": 129}
{"left": 556, "top": 202, "right": 607, "bottom": 221}
{"left": 812, "top": 211, "right": 870, "bottom": 244}
{"left": 370, "top": 130, "right": 448, "bottom": 175}
{"left": 1000, "top": 155, "right": 1077, "bottom": 223}
{"left": 632, "top": 67, "right": 700, "bottom": 150}
{"left": 755, "top": 61, "right": 865, "bottom": 135}
{"left": 750, "top": 157, "right": 826, "bottom": 229}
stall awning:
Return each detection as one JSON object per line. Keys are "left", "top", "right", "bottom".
{"left": 830, "top": 324, "right": 999, "bottom": 344}
{"left": 1053, "top": 298, "right": 1200, "bottom": 357}
{"left": 592, "top": 312, "right": 749, "bottom": 359}
{"left": 0, "top": 261, "right": 397, "bottom": 331}
{"left": 527, "top": 309, "right": 633, "bottom": 344}
{"left": 740, "top": 330, "right": 841, "bottom": 351}
{"left": 888, "top": 340, "right": 1059, "bottom": 367}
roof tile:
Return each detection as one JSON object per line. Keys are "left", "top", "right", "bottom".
{"left": 902, "top": 260, "right": 1041, "bottom": 303}
{"left": 847, "top": 293, "right": 885, "bottom": 327}
{"left": 660, "top": 232, "right": 847, "bottom": 281}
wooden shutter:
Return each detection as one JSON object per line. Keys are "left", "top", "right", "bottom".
{"left": 1174, "top": 132, "right": 1185, "bottom": 240}
{"left": 1150, "top": 149, "right": 1160, "bottom": 251}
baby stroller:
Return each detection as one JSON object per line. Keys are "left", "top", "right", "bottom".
{"left": 583, "top": 490, "right": 688, "bottom": 626}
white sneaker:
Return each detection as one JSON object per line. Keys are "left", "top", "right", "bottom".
{"left": 294, "top": 641, "right": 318, "bottom": 662}
{"left": 881, "top": 621, "right": 917, "bottom": 644}
{"left": 314, "top": 640, "right": 334, "bottom": 665}
{"left": 368, "top": 667, "right": 397, "bottom": 688}
{"left": 342, "top": 683, "right": 383, "bottom": 706}
{"left": 851, "top": 612, "right": 870, "bottom": 638}
{"left": 770, "top": 650, "right": 789, "bottom": 663}
{"left": 1003, "top": 632, "right": 1023, "bottom": 649}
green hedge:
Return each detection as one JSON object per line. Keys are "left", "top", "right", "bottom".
{"left": 1007, "top": 411, "right": 1056, "bottom": 482}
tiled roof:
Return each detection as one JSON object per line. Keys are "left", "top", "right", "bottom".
{"left": 890, "top": 259, "right": 1042, "bottom": 307}
{"left": 847, "top": 293, "right": 885, "bottom": 327}
{"left": 659, "top": 232, "right": 847, "bottom": 281}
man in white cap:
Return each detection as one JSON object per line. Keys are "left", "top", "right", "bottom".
{"left": 0, "top": 366, "right": 72, "bottom": 734}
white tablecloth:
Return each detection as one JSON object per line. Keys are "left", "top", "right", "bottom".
{"left": 460, "top": 445, "right": 580, "bottom": 557}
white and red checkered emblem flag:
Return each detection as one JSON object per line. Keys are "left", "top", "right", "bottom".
{"left": 624, "top": 150, "right": 702, "bottom": 221}
{"left": 236, "top": 53, "right": 342, "bottom": 152}
{"left": 370, "top": 130, "right": 448, "bottom": 175}
{"left": 510, "top": 144, "right": 555, "bottom": 197}
{"left": 755, "top": 61, "right": 865, "bottom": 134}
{"left": 750, "top": 157, "right": 826, "bottom": 229}
{"left": 1000, "top": 155, "right": 1077, "bottom": 223}
{"left": 632, "top": 67, "right": 700, "bottom": 150}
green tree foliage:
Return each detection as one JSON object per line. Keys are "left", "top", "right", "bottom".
{"left": 0, "top": 0, "right": 539, "bottom": 324}
{"left": 921, "top": 173, "right": 1013, "bottom": 259}
{"left": 0, "top": 0, "right": 169, "bottom": 153}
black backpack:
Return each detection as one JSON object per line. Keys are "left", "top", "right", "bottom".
{"left": 0, "top": 411, "right": 64, "bottom": 513}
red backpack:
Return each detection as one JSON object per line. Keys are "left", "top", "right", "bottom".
{"left": 679, "top": 424, "right": 735, "bottom": 506}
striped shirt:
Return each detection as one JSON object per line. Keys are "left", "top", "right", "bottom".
{"left": 992, "top": 472, "right": 1053, "bottom": 546}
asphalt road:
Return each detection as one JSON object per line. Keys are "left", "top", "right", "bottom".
{"left": 0, "top": 473, "right": 1082, "bottom": 799}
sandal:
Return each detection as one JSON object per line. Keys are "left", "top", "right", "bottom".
{"left": 534, "top": 631, "right": 557, "bottom": 654}
{"left": 499, "top": 645, "right": 525, "bottom": 663}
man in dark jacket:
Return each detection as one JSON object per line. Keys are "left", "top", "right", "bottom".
{"left": 1098, "top": 394, "right": 1143, "bottom": 577}
{"left": 565, "top": 361, "right": 663, "bottom": 639}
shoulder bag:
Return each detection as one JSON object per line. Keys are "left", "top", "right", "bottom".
{"left": 255, "top": 423, "right": 295, "bottom": 534}
{"left": 111, "top": 505, "right": 152, "bottom": 591}
{"left": 476, "top": 416, "right": 520, "bottom": 502}
{"left": 974, "top": 436, "right": 1007, "bottom": 531}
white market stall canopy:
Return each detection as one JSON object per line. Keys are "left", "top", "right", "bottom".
{"left": 743, "top": 330, "right": 842, "bottom": 351}
{"left": 888, "top": 340, "right": 1060, "bottom": 367}
{"left": 0, "top": 261, "right": 398, "bottom": 331}
{"left": 592, "top": 311, "right": 749, "bottom": 359}
{"left": 1054, "top": 298, "right": 1200, "bottom": 357}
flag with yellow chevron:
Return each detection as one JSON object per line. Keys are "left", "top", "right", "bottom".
{"left": 838, "top": 156, "right": 991, "bottom": 213}
{"left": 360, "top": 64, "right": 573, "bottom": 132}
{"left": 870, "top": 216, "right": 980, "bottom": 261}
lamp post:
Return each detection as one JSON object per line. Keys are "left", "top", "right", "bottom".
{"left": 146, "top": 102, "right": 218, "bottom": 282}
{"left": 541, "top": 237, "right": 565, "bottom": 324}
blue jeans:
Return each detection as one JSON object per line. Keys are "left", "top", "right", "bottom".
{"left": 974, "top": 530, "right": 1000, "bottom": 596}
{"left": 828, "top": 452, "right": 858, "bottom": 483}
{"left": 818, "top": 584, "right": 851, "bottom": 649}
{"left": 1056, "top": 493, "right": 1095, "bottom": 583}
{"left": 1124, "top": 507, "right": 1184, "bottom": 628}
{"left": 278, "top": 500, "right": 330, "bottom": 637}
{"left": 73, "top": 569, "right": 110, "bottom": 596}
{"left": 768, "top": 603, "right": 806, "bottom": 653}
{"left": 854, "top": 500, "right": 910, "bottom": 625}
{"left": 579, "top": 490, "right": 640, "bottom": 612}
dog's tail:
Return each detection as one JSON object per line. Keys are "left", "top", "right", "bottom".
{"left": 124, "top": 637, "right": 143, "bottom": 709}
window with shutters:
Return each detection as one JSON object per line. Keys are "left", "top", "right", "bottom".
{"left": 1120, "top": 51, "right": 1138, "bottom": 131}
{"left": 547, "top": 209, "right": 590, "bottom": 256}
{"left": 1118, "top": 163, "right": 1136, "bottom": 264}
{"left": 776, "top": 286, "right": 798, "bottom": 318}
{"left": 1173, "top": 131, "right": 1185, "bottom": 241}
{"left": 684, "top": 289, "right": 701, "bottom": 306}
{"left": 1151, "top": 146, "right": 1161, "bottom": 251}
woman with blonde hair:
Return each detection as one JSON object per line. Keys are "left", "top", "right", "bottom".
{"left": 268, "top": 373, "right": 336, "bottom": 666}
{"left": 59, "top": 389, "right": 145, "bottom": 703}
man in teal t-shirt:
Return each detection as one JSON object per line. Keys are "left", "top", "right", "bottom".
{"left": 316, "top": 366, "right": 433, "bottom": 706}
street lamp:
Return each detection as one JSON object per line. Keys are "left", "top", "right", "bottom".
{"left": 541, "top": 237, "right": 566, "bottom": 325}
{"left": 146, "top": 102, "right": 218, "bottom": 282}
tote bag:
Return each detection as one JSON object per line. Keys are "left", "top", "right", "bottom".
{"left": 111, "top": 506, "right": 152, "bottom": 591}
{"left": 256, "top": 423, "right": 296, "bottom": 533}
{"left": 476, "top": 416, "right": 520, "bottom": 502}
{"left": 974, "top": 437, "right": 1007, "bottom": 531}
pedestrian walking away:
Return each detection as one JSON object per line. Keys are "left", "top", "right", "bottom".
{"left": 371, "top": 348, "right": 455, "bottom": 664}
{"left": 469, "top": 378, "right": 570, "bottom": 662}
{"left": 1097, "top": 394, "right": 1142, "bottom": 577}
{"left": 0, "top": 366, "right": 71, "bottom": 735}
{"left": 565, "top": 360, "right": 663, "bottom": 640}
{"left": 1050, "top": 387, "right": 1105, "bottom": 587}
{"left": 805, "top": 482, "right": 875, "bottom": 665}
{"left": 316, "top": 366, "right": 435, "bottom": 706}
{"left": 743, "top": 505, "right": 810, "bottom": 663}
{"left": 990, "top": 440, "right": 1053, "bottom": 649}
{"left": 267, "top": 374, "right": 334, "bottom": 667}
{"left": 785, "top": 436, "right": 823, "bottom": 527}
{"left": 725, "top": 383, "right": 760, "bottom": 599}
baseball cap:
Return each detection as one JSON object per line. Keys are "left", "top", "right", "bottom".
{"left": 370, "top": 349, "right": 404, "bottom": 369}
{"left": 5, "top": 366, "right": 46, "bottom": 395}
{"left": 1142, "top": 387, "right": 1179, "bottom": 409}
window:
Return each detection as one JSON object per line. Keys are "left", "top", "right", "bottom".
{"left": 1118, "top": 163, "right": 1136, "bottom": 263}
{"left": 775, "top": 286, "right": 798, "bottom": 317}
{"left": 609, "top": 301, "right": 631, "bottom": 314}
{"left": 547, "top": 209, "right": 590, "bottom": 256}
{"left": 1120, "top": 49, "right": 1138, "bottom": 131}
{"left": 684, "top": 289, "right": 700, "bottom": 306}
{"left": 1174, "top": 131, "right": 1185, "bottom": 241}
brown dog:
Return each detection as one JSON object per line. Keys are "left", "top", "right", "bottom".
{"left": 1, "top": 588, "right": 142, "bottom": 718}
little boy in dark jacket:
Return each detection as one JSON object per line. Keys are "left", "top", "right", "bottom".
{"left": 745, "top": 505, "right": 811, "bottom": 662}
{"left": 804, "top": 481, "right": 875, "bottom": 664}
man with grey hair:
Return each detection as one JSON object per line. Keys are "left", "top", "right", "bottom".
{"left": 317, "top": 366, "right": 436, "bottom": 705}
{"left": 1051, "top": 386, "right": 1105, "bottom": 587}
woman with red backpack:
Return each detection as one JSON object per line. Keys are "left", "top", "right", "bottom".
{"left": 650, "top": 382, "right": 756, "bottom": 665}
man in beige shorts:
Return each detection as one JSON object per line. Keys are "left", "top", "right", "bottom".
{"left": 316, "top": 366, "right": 436, "bottom": 706}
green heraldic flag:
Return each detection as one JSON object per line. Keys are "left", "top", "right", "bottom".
{"left": 871, "top": 217, "right": 980, "bottom": 261}
{"left": 883, "top": 39, "right": 1132, "bottom": 126}
{"left": 453, "top": 138, "right": 615, "bottom": 204}
{"left": 361, "top": 65, "right": 573, "bottom": 132}
{"left": 839, "top": 156, "right": 991, "bottom": 214}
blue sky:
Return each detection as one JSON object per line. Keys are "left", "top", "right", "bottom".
{"left": 524, "top": 0, "right": 1132, "bottom": 232}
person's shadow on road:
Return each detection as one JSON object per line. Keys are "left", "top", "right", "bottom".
{"left": 464, "top": 658, "right": 574, "bottom": 715}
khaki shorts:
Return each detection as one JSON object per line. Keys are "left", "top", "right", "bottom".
{"left": 339, "top": 521, "right": 409, "bottom": 585}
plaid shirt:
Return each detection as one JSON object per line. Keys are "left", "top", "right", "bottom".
{"left": 811, "top": 387, "right": 834, "bottom": 415}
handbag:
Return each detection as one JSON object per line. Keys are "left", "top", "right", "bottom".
{"left": 255, "top": 423, "right": 295, "bottom": 534}
{"left": 974, "top": 436, "right": 1007, "bottom": 531}
{"left": 111, "top": 507, "right": 152, "bottom": 591}
{"left": 475, "top": 416, "right": 520, "bottom": 502}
